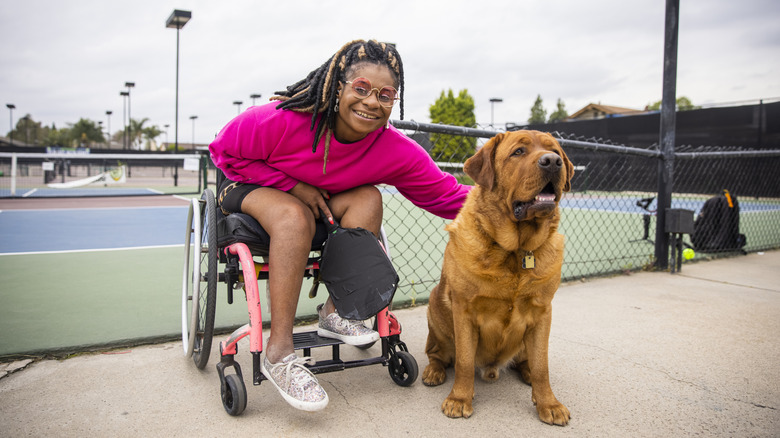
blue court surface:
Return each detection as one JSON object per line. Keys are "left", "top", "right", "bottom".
{"left": 0, "top": 187, "right": 164, "bottom": 198}
{"left": 1, "top": 194, "right": 775, "bottom": 255}
{"left": 558, "top": 196, "right": 778, "bottom": 215}
{"left": 0, "top": 206, "right": 188, "bottom": 254}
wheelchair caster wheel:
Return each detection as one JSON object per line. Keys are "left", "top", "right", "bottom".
{"left": 221, "top": 374, "right": 247, "bottom": 416}
{"left": 388, "top": 350, "right": 418, "bottom": 387}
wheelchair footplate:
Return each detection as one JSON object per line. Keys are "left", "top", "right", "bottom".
{"left": 216, "top": 320, "right": 417, "bottom": 416}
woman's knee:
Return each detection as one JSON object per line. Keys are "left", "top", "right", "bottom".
{"left": 242, "top": 190, "right": 316, "bottom": 239}
{"left": 345, "top": 185, "right": 383, "bottom": 214}
{"left": 271, "top": 202, "right": 316, "bottom": 238}
{"left": 332, "top": 185, "right": 383, "bottom": 234}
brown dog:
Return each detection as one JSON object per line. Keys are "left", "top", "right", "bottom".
{"left": 422, "top": 130, "right": 573, "bottom": 425}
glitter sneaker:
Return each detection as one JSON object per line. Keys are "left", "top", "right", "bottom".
{"left": 261, "top": 353, "right": 328, "bottom": 412}
{"left": 317, "top": 304, "right": 380, "bottom": 346}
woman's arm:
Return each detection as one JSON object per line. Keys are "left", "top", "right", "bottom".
{"left": 209, "top": 106, "right": 298, "bottom": 191}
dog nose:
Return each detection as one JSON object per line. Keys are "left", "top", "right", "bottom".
{"left": 538, "top": 153, "right": 563, "bottom": 172}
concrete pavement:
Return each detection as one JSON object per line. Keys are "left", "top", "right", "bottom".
{"left": 1, "top": 251, "right": 778, "bottom": 437}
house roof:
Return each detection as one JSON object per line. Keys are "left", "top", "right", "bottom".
{"left": 568, "top": 103, "right": 645, "bottom": 120}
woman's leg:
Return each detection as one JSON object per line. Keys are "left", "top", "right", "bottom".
{"left": 239, "top": 187, "right": 316, "bottom": 364}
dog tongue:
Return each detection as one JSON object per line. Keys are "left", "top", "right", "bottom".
{"left": 535, "top": 194, "right": 555, "bottom": 203}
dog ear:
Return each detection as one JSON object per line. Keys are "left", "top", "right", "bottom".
{"left": 559, "top": 146, "right": 574, "bottom": 192}
{"left": 465, "top": 133, "right": 503, "bottom": 190}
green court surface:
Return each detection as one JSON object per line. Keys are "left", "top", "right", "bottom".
{"left": 0, "top": 194, "right": 448, "bottom": 357}
{"left": 0, "top": 246, "right": 335, "bottom": 357}
{"left": 1, "top": 193, "right": 777, "bottom": 357}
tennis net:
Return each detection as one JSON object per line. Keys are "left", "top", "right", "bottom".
{"left": 0, "top": 152, "right": 208, "bottom": 198}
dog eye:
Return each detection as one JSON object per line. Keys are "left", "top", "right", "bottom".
{"left": 512, "top": 147, "right": 526, "bottom": 156}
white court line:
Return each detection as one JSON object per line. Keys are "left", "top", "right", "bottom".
{"left": 21, "top": 188, "right": 37, "bottom": 197}
{"left": 0, "top": 244, "right": 184, "bottom": 257}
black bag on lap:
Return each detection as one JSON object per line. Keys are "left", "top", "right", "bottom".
{"left": 318, "top": 212, "right": 398, "bottom": 320}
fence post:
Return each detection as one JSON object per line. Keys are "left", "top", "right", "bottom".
{"left": 10, "top": 153, "right": 17, "bottom": 197}
{"left": 200, "top": 153, "right": 208, "bottom": 192}
{"left": 654, "top": 0, "right": 680, "bottom": 270}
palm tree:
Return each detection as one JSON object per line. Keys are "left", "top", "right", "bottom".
{"left": 128, "top": 118, "right": 149, "bottom": 150}
{"left": 142, "top": 125, "right": 163, "bottom": 150}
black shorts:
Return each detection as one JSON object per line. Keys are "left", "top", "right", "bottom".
{"left": 217, "top": 177, "right": 264, "bottom": 215}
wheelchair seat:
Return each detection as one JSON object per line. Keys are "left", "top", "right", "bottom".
{"left": 216, "top": 209, "right": 330, "bottom": 255}
{"left": 213, "top": 168, "right": 329, "bottom": 254}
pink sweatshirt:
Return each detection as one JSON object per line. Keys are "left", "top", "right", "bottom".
{"left": 209, "top": 102, "right": 470, "bottom": 219}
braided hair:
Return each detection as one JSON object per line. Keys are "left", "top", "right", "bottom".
{"left": 271, "top": 39, "right": 405, "bottom": 173}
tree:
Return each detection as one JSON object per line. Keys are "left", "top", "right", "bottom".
{"left": 142, "top": 125, "right": 163, "bottom": 150}
{"left": 8, "top": 114, "right": 51, "bottom": 146}
{"left": 45, "top": 124, "right": 71, "bottom": 147}
{"left": 428, "top": 89, "right": 477, "bottom": 162}
{"left": 128, "top": 117, "right": 149, "bottom": 150}
{"left": 528, "top": 95, "right": 547, "bottom": 124}
{"left": 68, "top": 118, "right": 105, "bottom": 147}
{"left": 548, "top": 98, "right": 568, "bottom": 123}
{"left": 646, "top": 96, "right": 700, "bottom": 111}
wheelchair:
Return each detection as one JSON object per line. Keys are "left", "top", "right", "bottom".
{"left": 181, "top": 176, "right": 418, "bottom": 416}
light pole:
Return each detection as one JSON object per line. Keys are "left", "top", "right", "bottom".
{"left": 6, "top": 104, "right": 15, "bottom": 145}
{"left": 166, "top": 9, "right": 192, "bottom": 187}
{"left": 489, "top": 98, "right": 503, "bottom": 128}
{"left": 120, "top": 91, "right": 129, "bottom": 149}
{"left": 106, "top": 110, "right": 112, "bottom": 148}
{"left": 164, "top": 124, "right": 170, "bottom": 150}
{"left": 189, "top": 115, "right": 197, "bottom": 151}
{"left": 125, "top": 82, "right": 135, "bottom": 149}
{"left": 233, "top": 100, "right": 243, "bottom": 115}
{"left": 250, "top": 93, "right": 262, "bottom": 106}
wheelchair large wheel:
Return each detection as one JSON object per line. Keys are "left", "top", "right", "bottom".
{"left": 181, "top": 189, "right": 218, "bottom": 369}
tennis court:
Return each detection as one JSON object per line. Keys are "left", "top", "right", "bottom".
{"left": 0, "top": 206, "right": 186, "bottom": 254}
{"left": 0, "top": 196, "right": 210, "bottom": 357}
{"left": 1, "top": 187, "right": 171, "bottom": 198}
{"left": 1, "top": 189, "right": 778, "bottom": 357}
{"left": 0, "top": 151, "right": 205, "bottom": 200}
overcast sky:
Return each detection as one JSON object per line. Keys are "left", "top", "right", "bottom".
{"left": 1, "top": 0, "right": 778, "bottom": 146}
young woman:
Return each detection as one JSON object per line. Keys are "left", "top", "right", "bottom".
{"left": 209, "top": 39, "right": 470, "bottom": 411}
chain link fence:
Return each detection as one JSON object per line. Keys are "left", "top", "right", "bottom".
{"left": 383, "top": 120, "right": 780, "bottom": 305}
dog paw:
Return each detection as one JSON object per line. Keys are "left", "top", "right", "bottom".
{"left": 442, "top": 397, "right": 474, "bottom": 418}
{"left": 422, "top": 364, "right": 447, "bottom": 386}
{"left": 536, "top": 401, "right": 570, "bottom": 426}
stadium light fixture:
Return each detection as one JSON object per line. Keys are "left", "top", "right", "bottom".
{"left": 6, "top": 104, "right": 15, "bottom": 145}
{"left": 166, "top": 9, "right": 192, "bottom": 186}
{"left": 120, "top": 91, "right": 129, "bottom": 149}
{"left": 233, "top": 100, "right": 243, "bottom": 115}
{"left": 489, "top": 98, "right": 503, "bottom": 128}
{"left": 106, "top": 111, "right": 112, "bottom": 148}
{"left": 189, "top": 115, "right": 198, "bottom": 151}
{"left": 125, "top": 82, "right": 135, "bottom": 149}
{"left": 250, "top": 93, "right": 262, "bottom": 106}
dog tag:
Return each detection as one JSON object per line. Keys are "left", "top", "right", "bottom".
{"left": 523, "top": 252, "right": 535, "bottom": 269}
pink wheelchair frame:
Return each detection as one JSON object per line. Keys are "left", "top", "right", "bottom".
{"left": 182, "top": 187, "right": 418, "bottom": 416}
